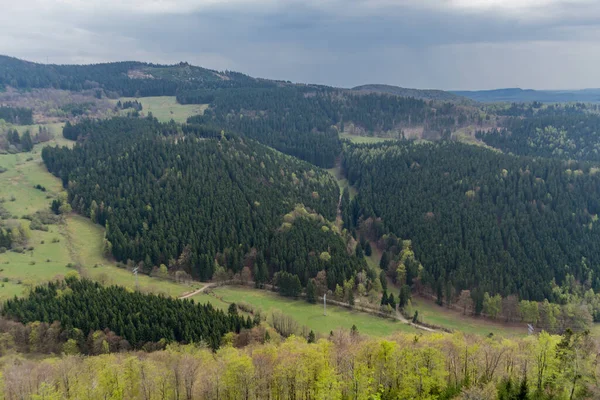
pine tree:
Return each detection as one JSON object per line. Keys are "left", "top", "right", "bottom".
{"left": 306, "top": 279, "right": 317, "bottom": 304}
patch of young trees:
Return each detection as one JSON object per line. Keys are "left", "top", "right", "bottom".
{"left": 2, "top": 276, "right": 253, "bottom": 350}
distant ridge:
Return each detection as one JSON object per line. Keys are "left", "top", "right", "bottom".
{"left": 352, "top": 84, "right": 469, "bottom": 103}
{"left": 453, "top": 88, "right": 600, "bottom": 103}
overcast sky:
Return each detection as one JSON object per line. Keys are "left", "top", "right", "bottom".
{"left": 1, "top": 0, "right": 599, "bottom": 90}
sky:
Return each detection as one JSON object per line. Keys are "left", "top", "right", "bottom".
{"left": 1, "top": 0, "right": 599, "bottom": 90}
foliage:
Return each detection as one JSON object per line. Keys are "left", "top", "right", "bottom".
{"left": 344, "top": 140, "right": 600, "bottom": 301}
{"left": 0, "top": 106, "right": 33, "bottom": 125}
{"left": 42, "top": 117, "right": 362, "bottom": 287}
{"left": 1, "top": 330, "right": 598, "bottom": 399}
{"left": 2, "top": 277, "right": 253, "bottom": 350}
{"left": 477, "top": 113, "right": 600, "bottom": 162}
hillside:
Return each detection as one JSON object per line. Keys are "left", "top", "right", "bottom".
{"left": 41, "top": 117, "right": 365, "bottom": 287}
{"left": 353, "top": 84, "right": 469, "bottom": 103}
{"left": 454, "top": 87, "right": 600, "bottom": 103}
{"left": 343, "top": 140, "right": 600, "bottom": 304}
{"left": 0, "top": 55, "right": 270, "bottom": 96}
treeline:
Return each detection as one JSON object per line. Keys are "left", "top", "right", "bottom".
{"left": 343, "top": 141, "right": 600, "bottom": 301}
{"left": 2, "top": 277, "right": 253, "bottom": 350}
{"left": 0, "top": 56, "right": 270, "bottom": 96}
{"left": 185, "top": 87, "right": 475, "bottom": 167}
{"left": 116, "top": 99, "right": 143, "bottom": 111}
{"left": 1, "top": 329, "right": 598, "bottom": 399}
{"left": 43, "top": 117, "right": 363, "bottom": 288}
{"left": 0, "top": 125, "right": 52, "bottom": 153}
{"left": 0, "top": 106, "right": 33, "bottom": 124}
{"left": 477, "top": 113, "right": 600, "bottom": 162}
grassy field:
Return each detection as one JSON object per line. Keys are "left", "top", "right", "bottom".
{"left": 194, "top": 286, "right": 419, "bottom": 337}
{"left": 117, "top": 97, "right": 208, "bottom": 123}
{"left": 411, "top": 297, "right": 528, "bottom": 337}
{"left": 326, "top": 163, "right": 357, "bottom": 199}
{"left": 0, "top": 133, "right": 197, "bottom": 301}
{"left": 339, "top": 132, "right": 398, "bottom": 144}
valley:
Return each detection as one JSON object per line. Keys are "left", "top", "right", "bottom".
{"left": 0, "top": 55, "right": 599, "bottom": 399}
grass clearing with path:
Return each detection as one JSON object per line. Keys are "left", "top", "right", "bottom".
{"left": 340, "top": 132, "right": 398, "bottom": 144}
{"left": 194, "top": 286, "right": 419, "bottom": 337}
{"left": 117, "top": 97, "right": 208, "bottom": 123}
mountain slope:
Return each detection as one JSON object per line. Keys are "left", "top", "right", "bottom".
{"left": 344, "top": 140, "right": 600, "bottom": 301}
{"left": 42, "top": 117, "right": 364, "bottom": 286}
{"left": 0, "top": 55, "right": 270, "bottom": 96}
{"left": 454, "top": 88, "right": 600, "bottom": 103}
{"left": 353, "top": 84, "right": 469, "bottom": 103}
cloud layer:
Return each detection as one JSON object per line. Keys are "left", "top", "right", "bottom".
{"left": 1, "top": 0, "right": 599, "bottom": 89}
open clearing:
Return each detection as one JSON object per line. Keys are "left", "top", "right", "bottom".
{"left": 340, "top": 132, "right": 398, "bottom": 144}
{"left": 117, "top": 96, "right": 208, "bottom": 123}
{"left": 0, "top": 130, "right": 197, "bottom": 300}
{"left": 411, "top": 297, "right": 528, "bottom": 337}
{"left": 194, "top": 286, "right": 419, "bottom": 337}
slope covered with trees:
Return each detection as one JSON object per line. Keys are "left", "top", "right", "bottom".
{"left": 343, "top": 141, "right": 600, "bottom": 301}
{"left": 478, "top": 113, "right": 600, "bottom": 162}
{"left": 0, "top": 106, "right": 33, "bottom": 125}
{"left": 2, "top": 277, "right": 252, "bottom": 350}
{"left": 0, "top": 55, "right": 270, "bottom": 96}
{"left": 42, "top": 117, "right": 362, "bottom": 287}
{"left": 185, "top": 86, "right": 475, "bottom": 167}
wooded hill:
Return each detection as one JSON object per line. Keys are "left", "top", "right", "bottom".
{"left": 184, "top": 86, "right": 477, "bottom": 167}
{"left": 42, "top": 117, "right": 365, "bottom": 287}
{"left": 0, "top": 55, "right": 269, "bottom": 96}
{"left": 343, "top": 140, "right": 600, "bottom": 302}
{"left": 1, "top": 56, "right": 483, "bottom": 167}
{"left": 478, "top": 111, "right": 600, "bottom": 162}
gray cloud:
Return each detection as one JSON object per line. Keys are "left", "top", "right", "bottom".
{"left": 0, "top": 0, "right": 599, "bottom": 89}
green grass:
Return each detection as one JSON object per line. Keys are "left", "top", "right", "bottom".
{"left": 326, "top": 164, "right": 357, "bottom": 199}
{"left": 411, "top": 297, "right": 527, "bottom": 337}
{"left": 64, "top": 215, "right": 198, "bottom": 297}
{"left": 117, "top": 97, "right": 208, "bottom": 123}
{"left": 195, "top": 286, "right": 419, "bottom": 337}
{"left": 340, "top": 132, "right": 398, "bottom": 144}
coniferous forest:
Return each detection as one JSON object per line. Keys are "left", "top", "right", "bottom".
{"left": 478, "top": 113, "right": 600, "bottom": 162}
{"left": 343, "top": 141, "right": 600, "bottom": 301}
{"left": 2, "top": 277, "right": 252, "bottom": 350}
{"left": 0, "top": 106, "right": 33, "bottom": 125}
{"left": 43, "top": 117, "right": 364, "bottom": 287}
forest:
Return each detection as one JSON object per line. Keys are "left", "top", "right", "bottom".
{"left": 343, "top": 141, "right": 600, "bottom": 302}
{"left": 43, "top": 117, "right": 365, "bottom": 287}
{"left": 478, "top": 112, "right": 600, "bottom": 162}
{"left": 0, "top": 56, "right": 271, "bottom": 96}
{"left": 0, "top": 328, "right": 597, "bottom": 399}
{"left": 185, "top": 86, "right": 475, "bottom": 167}
{"left": 2, "top": 276, "right": 253, "bottom": 351}
{"left": 0, "top": 105, "right": 33, "bottom": 125}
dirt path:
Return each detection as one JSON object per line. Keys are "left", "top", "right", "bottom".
{"left": 179, "top": 283, "right": 216, "bottom": 299}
